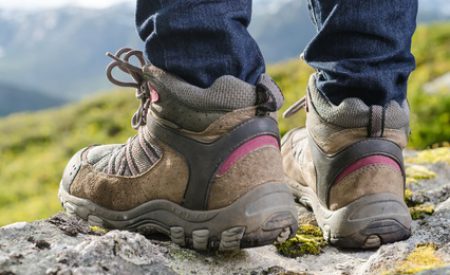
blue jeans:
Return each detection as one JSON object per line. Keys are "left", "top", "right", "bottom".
{"left": 135, "top": 0, "right": 418, "bottom": 106}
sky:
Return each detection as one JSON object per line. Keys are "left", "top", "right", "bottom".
{"left": 0, "top": 0, "right": 130, "bottom": 10}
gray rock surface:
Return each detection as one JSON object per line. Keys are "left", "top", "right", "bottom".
{"left": 0, "top": 149, "right": 449, "bottom": 275}
{"left": 0, "top": 215, "right": 175, "bottom": 275}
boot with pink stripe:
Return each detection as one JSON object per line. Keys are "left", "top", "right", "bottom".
{"left": 58, "top": 48, "right": 298, "bottom": 252}
{"left": 281, "top": 74, "right": 412, "bottom": 249}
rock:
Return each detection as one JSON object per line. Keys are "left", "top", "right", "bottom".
{"left": 418, "top": 266, "right": 450, "bottom": 275}
{"left": 0, "top": 148, "right": 449, "bottom": 275}
{"left": 436, "top": 197, "right": 450, "bottom": 213}
{"left": 0, "top": 214, "right": 175, "bottom": 275}
{"left": 1, "top": 222, "right": 28, "bottom": 231}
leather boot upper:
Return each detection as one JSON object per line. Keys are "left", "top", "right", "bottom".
{"left": 62, "top": 48, "right": 288, "bottom": 212}
{"left": 282, "top": 74, "right": 410, "bottom": 210}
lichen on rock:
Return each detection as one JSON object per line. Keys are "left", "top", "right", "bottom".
{"left": 406, "top": 165, "right": 437, "bottom": 184}
{"left": 383, "top": 244, "right": 446, "bottom": 275}
{"left": 410, "top": 203, "right": 435, "bottom": 220}
{"left": 406, "top": 147, "right": 450, "bottom": 165}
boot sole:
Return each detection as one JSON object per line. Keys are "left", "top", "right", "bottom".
{"left": 58, "top": 182, "right": 298, "bottom": 252}
{"left": 291, "top": 184, "right": 411, "bottom": 249}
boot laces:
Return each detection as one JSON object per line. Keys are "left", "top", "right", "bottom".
{"left": 282, "top": 96, "right": 307, "bottom": 118}
{"left": 106, "top": 48, "right": 152, "bottom": 130}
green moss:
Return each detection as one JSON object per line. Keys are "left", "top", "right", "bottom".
{"left": 405, "top": 165, "right": 437, "bottom": 184}
{"left": 384, "top": 244, "right": 445, "bottom": 275}
{"left": 404, "top": 189, "right": 417, "bottom": 207}
{"left": 89, "top": 225, "right": 108, "bottom": 235}
{"left": 276, "top": 224, "right": 326, "bottom": 258}
{"left": 406, "top": 147, "right": 450, "bottom": 165}
{"left": 410, "top": 204, "right": 435, "bottom": 220}
{"left": 297, "top": 224, "right": 323, "bottom": 236}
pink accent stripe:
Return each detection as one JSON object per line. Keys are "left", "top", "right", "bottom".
{"left": 335, "top": 155, "right": 401, "bottom": 184}
{"left": 217, "top": 135, "right": 279, "bottom": 176}
{"left": 150, "top": 87, "right": 160, "bottom": 103}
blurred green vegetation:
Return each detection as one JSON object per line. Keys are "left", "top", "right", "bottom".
{"left": 0, "top": 92, "right": 139, "bottom": 225}
{"left": 0, "top": 23, "right": 449, "bottom": 226}
{"left": 408, "top": 23, "right": 450, "bottom": 148}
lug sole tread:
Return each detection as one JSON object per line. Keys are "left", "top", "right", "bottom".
{"left": 59, "top": 182, "right": 298, "bottom": 252}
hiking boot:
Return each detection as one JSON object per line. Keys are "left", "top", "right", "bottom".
{"left": 281, "top": 74, "right": 412, "bottom": 249}
{"left": 58, "top": 48, "right": 298, "bottom": 251}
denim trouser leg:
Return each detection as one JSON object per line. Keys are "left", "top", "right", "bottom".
{"left": 135, "top": 0, "right": 265, "bottom": 88}
{"left": 304, "top": 0, "right": 418, "bottom": 105}
{"left": 135, "top": 0, "right": 418, "bottom": 105}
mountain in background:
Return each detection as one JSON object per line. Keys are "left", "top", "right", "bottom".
{"left": 0, "top": 4, "right": 141, "bottom": 101}
{"left": 418, "top": 0, "right": 450, "bottom": 22}
{"left": 0, "top": 82, "right": 65, "bottom": 116}
{"left": 250, "top": 0, "right": 315, "bottom": 63}
{"left": 0, "top": 2, "right": 312, "bottom": 101}
{"left": 0, "top": 0, "right": 448, "bottom": 116}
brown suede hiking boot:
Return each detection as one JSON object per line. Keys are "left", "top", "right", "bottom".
{"left": 281, "top": 74, "right": 412, "bottom": 249}
{"left": 58, "top": 48, "right": 298, "bottom": 251}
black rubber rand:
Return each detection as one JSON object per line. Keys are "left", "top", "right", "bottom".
{"left": 147, "top": 116, "right": 280, "bottom": 210}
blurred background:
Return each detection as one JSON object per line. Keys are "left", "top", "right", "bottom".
{"left": 0, "top": 0, "right": 449, "bottom": 225}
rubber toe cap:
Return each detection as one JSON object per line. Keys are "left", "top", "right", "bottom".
{"left": 60, "top": 148, "right": 87, "bottom": 192}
